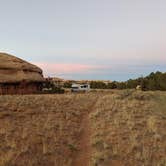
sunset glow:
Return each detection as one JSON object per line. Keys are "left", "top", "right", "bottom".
{"left": 0, "top": 0, "right": 165, "bottom": 80}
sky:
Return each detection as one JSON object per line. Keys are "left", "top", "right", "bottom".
{"left": 0, "top": 0, "right": 166, "bottom": 81}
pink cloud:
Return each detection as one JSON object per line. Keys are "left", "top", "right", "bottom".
{"left": 34, "top": 62, "right": 104, "bottom": 76}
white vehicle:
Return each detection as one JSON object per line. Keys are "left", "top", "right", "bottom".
{"left": 71, "top": 83, "right": 90, "bottom": 92}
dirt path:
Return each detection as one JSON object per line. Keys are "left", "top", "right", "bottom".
{"left": 72, "top": 100, "right": 98, "bottom": 166}
{"left": 72, "top": 114, "right": 92, "bottom": 166}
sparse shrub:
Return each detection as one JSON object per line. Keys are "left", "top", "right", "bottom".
{"left": 63, "top": 81, "right": 72, "bottom": 88}
{"left": 67, "top": 144, "right": 78, "bottom": 151}
{"left": 118, "top": 89, "right": 134, "bottom": 99}
{"left": 132, "top": 92, "right": 154, "bottom": 100}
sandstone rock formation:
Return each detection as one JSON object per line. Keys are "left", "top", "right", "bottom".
{"left": 0, "top": 53, "right": 44, "bottom": 94}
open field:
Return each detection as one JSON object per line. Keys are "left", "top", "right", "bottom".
{"left": 0, "top": 90, "right": 165, "bottom": 166}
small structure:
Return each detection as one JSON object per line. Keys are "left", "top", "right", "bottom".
{"left": 136, "top": 85, "right": 142, "bottom": 90}
{"left": 0, "top": 53, "right": 44, "bottom": 94}
{"left": 71, "top": 83, "right": 90, "bottom": 92}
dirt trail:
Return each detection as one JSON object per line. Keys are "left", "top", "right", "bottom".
{"left": 72, "top": 114, "right": 92, "bottom": 166}
{"left": 72, "top": 100, "right": 98, "bottom": 166}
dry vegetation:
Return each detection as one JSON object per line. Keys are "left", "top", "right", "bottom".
{"left": 0, "top": 93, "right": 99, "bottom": 166}
{"left": 0, "top": 91, "right": 165, "bottom": 166}
{"left": 90, "top": 90, "right": 166, "bottom": 166}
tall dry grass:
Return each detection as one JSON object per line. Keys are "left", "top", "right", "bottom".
{"left": 0, "top": 93, "right": 99, "bottom": 166}
{"left": 90, "top": 90, "right": 166, "bottom": 166}
{"left": 0, "top": 91, "right": 165, "bottom": 166}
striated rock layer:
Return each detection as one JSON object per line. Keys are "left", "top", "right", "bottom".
{"left": 0, "top": 53, "right": 44, "bottom": 94}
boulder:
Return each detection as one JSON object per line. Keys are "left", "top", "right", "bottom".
{"left": 0, "top": 52, "right": 44, "bottom": 83}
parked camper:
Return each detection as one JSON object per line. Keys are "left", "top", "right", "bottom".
{"left": 71, "top": 83, "right": 90, "bottom": 92}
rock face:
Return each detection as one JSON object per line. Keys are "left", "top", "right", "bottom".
{"left": 0, "top": 53, "right": 44, "bottom": 94}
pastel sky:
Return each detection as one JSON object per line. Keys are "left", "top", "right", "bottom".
{"left": 0, "top": 0, "right": 166, "bottom": 81}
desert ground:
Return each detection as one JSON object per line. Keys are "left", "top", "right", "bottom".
{"left": 0, "top": 90, "right": 165, "bottom": 166}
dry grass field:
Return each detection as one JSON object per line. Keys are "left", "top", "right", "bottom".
{"left": 0, "top": 90, "right": 165, "bottom": 166}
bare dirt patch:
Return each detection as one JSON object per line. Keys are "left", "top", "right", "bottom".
{"left": 72, "top": 113, "right": 91, "bottom": 166}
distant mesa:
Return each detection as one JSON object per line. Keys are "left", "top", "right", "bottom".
{"left": 0, "top": 52, "right": 44, "bottom": 94}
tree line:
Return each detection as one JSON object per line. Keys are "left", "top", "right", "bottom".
{"left": 46, "top": 71, "right": 166, "bottom": 92}
{"left": 90, "top": 71, "right": 166, "bottom": 91}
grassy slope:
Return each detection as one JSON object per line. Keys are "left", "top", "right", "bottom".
{"left": 0, "top": 91, "right": 165, "bottom": 166}
{"left": 0, "top": 93, "right": 99, "bottom": 166}
{"left": 90, "top": 91, "right": 166, "bottom": 166}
